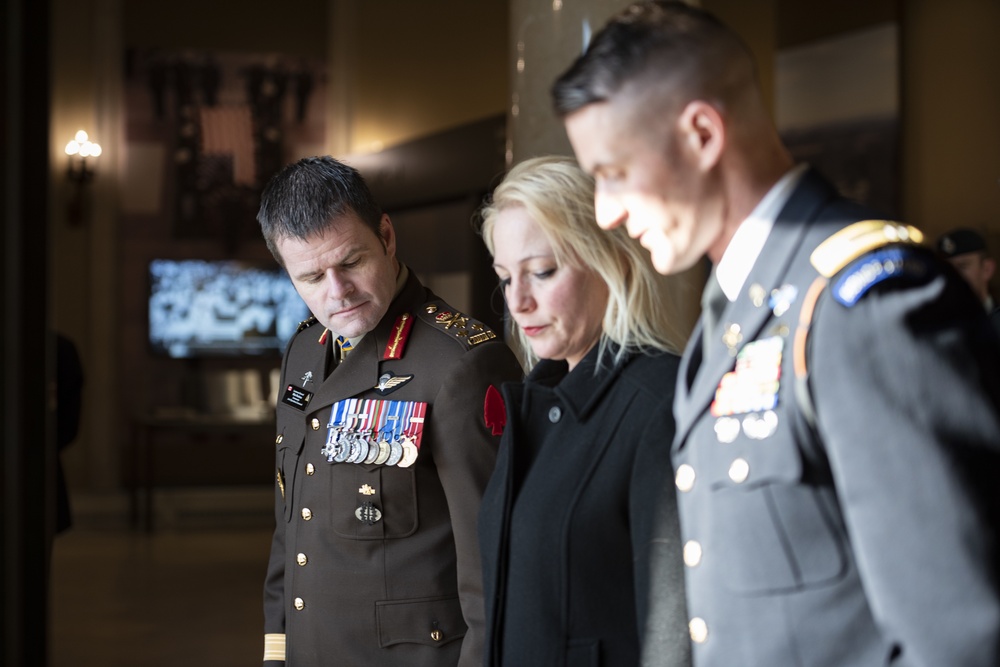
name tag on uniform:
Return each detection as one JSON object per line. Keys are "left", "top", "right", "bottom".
{"left": 281, "top": 384, "right": 313, "bottom": 410}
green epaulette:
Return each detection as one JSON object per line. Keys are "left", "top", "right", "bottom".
{"left": 417, "top": 301, "right": 499, "bottom": 349}
{"left": 810, "top": 220, "right": 924, "bottom": 278}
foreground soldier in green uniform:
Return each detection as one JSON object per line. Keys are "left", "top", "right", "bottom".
{"left": 257, "top": 156, "right": 523, "bottom": 666}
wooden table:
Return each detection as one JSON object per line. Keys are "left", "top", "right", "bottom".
{"left": 129, "top": 413, "right": 276, "bottom": 530}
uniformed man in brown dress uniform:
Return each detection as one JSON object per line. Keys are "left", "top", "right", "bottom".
{"left": 257, "top": 156, "right": 523, "bottom": 666}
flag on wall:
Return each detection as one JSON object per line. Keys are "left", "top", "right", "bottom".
{"left": 199, "top": 105, "right": 256, "bottom": 187}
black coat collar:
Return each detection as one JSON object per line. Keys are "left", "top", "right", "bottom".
{"left": 520, "top": 343, "right": 633, "bottom": 422}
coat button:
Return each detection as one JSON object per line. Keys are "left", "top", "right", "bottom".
{"left": 311, "top": 418, "right": 320, "bottom": 430}
{"left": 430, "top": 630, "right": 442, "bottom": 642}
{"left": 306, "top": 463, "right": 315, "bottom": 475}
{"left": 548, "top": 406, "right": 562, "bottom": 423}
{"left": 275, "top": 434, "right": 283, "bottom": 444}
{"left": 689, "top": 617, "right": 708, "bottom": 643}
{"left": 683, "top": 540, "right": 702, "bottom": 567}
{"left": 728, "top": 458, "right": 750, "bottom": 483}
{"left": 296, "top": 553, "right": 308, "bottom": 566}
{"left": 294, "top": 598, "right": 305, "bottom": 611}
{"left": 301, "top": 508, "right": 313, "bottom": 521}
{"left": 675, "top": 464, "right": 696, "bottom": 492}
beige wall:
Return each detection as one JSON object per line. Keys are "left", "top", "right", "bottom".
{"left": 344, "top": 0, "right": 508, "bottom": 154}
{"left": 50, "top": 0, "right": 122, "bottom": 490}
{"left": 901, "top": 0, "right": 1000, "bottom": 245}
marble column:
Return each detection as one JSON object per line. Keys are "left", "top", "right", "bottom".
{"left": 507, "top": 0, "right": 704, "bottom": 349}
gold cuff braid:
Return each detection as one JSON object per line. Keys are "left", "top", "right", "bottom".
{"left": 263, "top": 633, "right": 286, "bottom": 661}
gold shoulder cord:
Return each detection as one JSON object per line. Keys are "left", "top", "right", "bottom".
{"left": 810, "top": 220, "right": 924, "bottom": 278}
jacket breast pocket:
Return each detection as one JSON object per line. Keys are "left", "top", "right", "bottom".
{"left": 704, "top": 422, "right": 847, "bottom": 594}
{"left": 375, "top": 595, "right": 467, "bottom": 648}
{"left": 330, "top": 463, "right": 419, "bottom": 540}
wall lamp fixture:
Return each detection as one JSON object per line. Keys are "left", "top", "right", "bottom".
{"left": 64, "top": 130, "right": 101, "bottom": 225}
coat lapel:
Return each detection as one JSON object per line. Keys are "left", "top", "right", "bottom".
{"left": 674, "top": 170, "right": 837, "bottom": 450}
{"left": 554, "top": 345, "right": 629, "bottom": 422}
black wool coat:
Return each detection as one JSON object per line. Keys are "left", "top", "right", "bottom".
{"left": 478, "top": 345, "right": 692, "bottom": 667}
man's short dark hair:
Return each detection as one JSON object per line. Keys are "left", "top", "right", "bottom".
{"left": 257, "top": 156, "right": 383, "bottom": 265}
{"left": 551, "top": 0, "right": 751, "bottom": 118}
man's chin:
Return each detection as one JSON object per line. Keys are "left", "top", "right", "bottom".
{"left": 330, "top": 323, "right": 368, "bottom": 338}
{"left": 647, "top": 246, "right": 679, "bottom": 276}
{"left": 328, "top": 310, "right": 382, "bottom": 338}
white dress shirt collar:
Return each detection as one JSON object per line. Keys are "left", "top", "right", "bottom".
{"left": 715, "top": 163, "right": 809, "bottom": 302}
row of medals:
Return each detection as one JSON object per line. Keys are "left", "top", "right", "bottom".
{"left": 322, "top": 429, "right": 418, "bottom": 468}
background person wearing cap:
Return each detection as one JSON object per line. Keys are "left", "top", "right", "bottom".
{"left": 937, "top": 227, "right": 1000, "bottom": 334}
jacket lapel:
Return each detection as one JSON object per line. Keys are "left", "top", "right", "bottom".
{"left": 674, "top": 170, "right": 837, "bottom": 450}
{"left": 308, "top": 270, "right": 428, "bottom": 410}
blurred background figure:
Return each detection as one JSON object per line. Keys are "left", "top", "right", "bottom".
{"left": 936, "top": 227, "right": 1000, "bottom": 333}
{"left": 54, "top": 332, "right": 85, "bottom": 535}
{"left": 477, "top": 155, "right": 691, "bottom": 667}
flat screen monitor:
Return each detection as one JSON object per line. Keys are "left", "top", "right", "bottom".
{"left": 148, "top": 258, "right": 311, "bottom": 359}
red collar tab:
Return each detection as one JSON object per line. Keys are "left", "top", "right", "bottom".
{"left": 383, "top": 313, "right": 414, "bottom": 360}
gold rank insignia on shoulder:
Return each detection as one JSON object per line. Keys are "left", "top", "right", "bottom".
{"left": 810, "top": 220, "right": 924, "bottom": 278}
{"left": 419, "top": 302, "right": 497, "bottom": 348}
{"left": 295, "top": 315, "right": 317, "bottom": 334}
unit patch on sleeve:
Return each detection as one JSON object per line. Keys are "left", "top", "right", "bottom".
{"left": 832, "top": 246, "right": 932, "bottom": 307}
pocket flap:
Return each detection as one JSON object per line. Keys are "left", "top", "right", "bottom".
{"left": 702, "top": 410, "right": 803, "bottom": 489}
{"left": 376, "top": 595, "right": 467, "bottom": 648}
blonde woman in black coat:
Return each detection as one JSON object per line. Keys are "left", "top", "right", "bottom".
{"left": 477, "top": 155, "right": 692, "bottom": 667}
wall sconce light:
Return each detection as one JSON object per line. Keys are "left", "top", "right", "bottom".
{"left": 64, "top": 130, "right": 101, "bottom": 225}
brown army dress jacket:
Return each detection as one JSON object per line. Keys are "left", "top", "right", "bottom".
{"left": 263, "top": 270, "right": 523, "bottom": 667}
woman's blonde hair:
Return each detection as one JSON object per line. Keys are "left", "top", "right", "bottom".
{"left": 479, "top": 155, "right": 683, "bottom": 369}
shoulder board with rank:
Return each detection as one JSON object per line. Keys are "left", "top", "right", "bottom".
{"left": 418, "top": 302, "right": 499, "bottom": 349}
{"left": 810, "top": 219, "right": 924, "bottom": 278}
{"left": 295, "top": 315, "right": 318, "bottom": 334}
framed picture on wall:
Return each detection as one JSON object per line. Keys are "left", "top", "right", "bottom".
{"left": 122, "top": 48, "right": 327, "bottom": 246}
{"left": 775, "top": 22, "right": 900, "bottom": 217}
